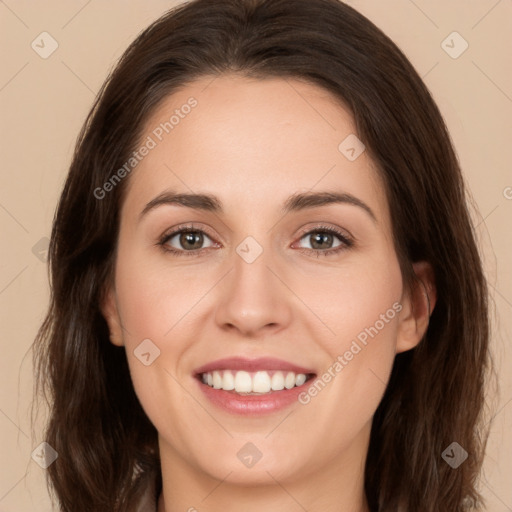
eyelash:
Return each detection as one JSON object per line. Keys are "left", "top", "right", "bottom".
{"left": 157, "top": 223, "right": 354, "bottom": 258}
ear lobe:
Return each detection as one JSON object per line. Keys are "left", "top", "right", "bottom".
{"left": 396, "top": 261, "right": 437, "bottom": 354}
{"left": 100, "top": 285, "right": 125, "bottom": 347}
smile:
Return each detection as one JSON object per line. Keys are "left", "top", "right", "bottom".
{"left": 199, "top": 369, "right": 314, "bottom": 394}
{"left": 193, "top": 357, "right": 317, "bottom": 415}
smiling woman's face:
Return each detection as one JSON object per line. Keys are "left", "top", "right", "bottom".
{"left": 102, "top": 75, "right": 430, "bottom": 501}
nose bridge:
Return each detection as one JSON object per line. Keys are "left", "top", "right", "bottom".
{"left": 214, "top": 234, "right": 291, "bottom": 335}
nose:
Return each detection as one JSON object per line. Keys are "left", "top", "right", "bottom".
{"left": 214, "top": 246, "right": 293, "bottom": 338}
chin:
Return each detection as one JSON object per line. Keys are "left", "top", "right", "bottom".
{"left": 198, "top": 450, "right": 303, "bottom": 485}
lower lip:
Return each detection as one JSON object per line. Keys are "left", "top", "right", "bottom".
{"left": 196, "top": 376, "right": 314, "bottom": 416}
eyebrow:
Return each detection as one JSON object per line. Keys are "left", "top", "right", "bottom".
{"left": 139, "top": 190, "right": 377, "bottom": 223}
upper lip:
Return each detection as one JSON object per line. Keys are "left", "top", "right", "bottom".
{"left": 194, "top": 357, "right": 316, "bottom": 375}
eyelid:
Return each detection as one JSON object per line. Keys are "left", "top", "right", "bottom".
{"left": 294, "top": 223, "right": 354, "bottom": 242}
{"left": 160, "top": 222, "right": 219, "bottom": 243}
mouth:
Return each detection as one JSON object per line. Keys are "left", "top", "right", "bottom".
{"left": 193, "top": 357, "right": 317, "bottom": 415}
{"left": 195, "top": 369, "right": 316, "bottom": 395}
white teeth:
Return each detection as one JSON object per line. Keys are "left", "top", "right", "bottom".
{"left": 295, "top": 373, "right": 307, "bottom": 386}
{"left": 222, "top": 370, "right": 235, "bottom": 390}
{"left": 284, "top": 372, "right": 296, "bottom": 389}
{"left": 253, "top": 371, "right": 271, "bottom": 393}
{"left": 271, "top": 371, "right": 285, "bottom": 391}
{"left": 200, "top": 369, "right": 310, "bottom": 393}
{"left": 234, "top": 370, "right": 252, "bottom": 392}
{"left": 212, "top": 370, "right": 223, "bottom": 389}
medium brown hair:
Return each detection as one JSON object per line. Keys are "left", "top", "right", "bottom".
{"left": 33, "top": 0, "right": 492, "bottom": 510}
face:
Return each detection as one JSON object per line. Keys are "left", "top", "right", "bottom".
{"left": 102, "top": 75, "right": 432, "bottom": 489}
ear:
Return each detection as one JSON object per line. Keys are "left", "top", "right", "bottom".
{"left": 100, "top": 284, "right": 125, "bottom": 347}
{"left": 396, "top": 261, "right": 437, "bottom": 354}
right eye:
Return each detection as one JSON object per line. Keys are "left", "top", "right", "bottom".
{"left": 159, "top": 227, "right": 217, "bottom": 256}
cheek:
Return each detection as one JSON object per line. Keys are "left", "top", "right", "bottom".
{"left": 295, "top": 252, "right": 403, "bottom": 433}
{"left": 113, "top": 242, "right": 199, "bottom": 344}
{"left": 295, "top": 248, "right": 403, "bottom": 358}
{"left": 112, "top": 249, "right": 200, "bottom": 442}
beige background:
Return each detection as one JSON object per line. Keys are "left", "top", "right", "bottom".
{"left": 0, "top": 1, "right": 510, "bottom": 510}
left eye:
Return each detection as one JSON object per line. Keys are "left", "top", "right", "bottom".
{"left": 297, "top": 230, "right": 345, "bottom": 251}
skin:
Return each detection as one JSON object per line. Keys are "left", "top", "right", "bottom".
{"left": 101, "top": 75, "right": 436, "bottom": 512}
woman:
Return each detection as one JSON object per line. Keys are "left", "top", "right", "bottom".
{"left": 33, "top": 0, "right": 491, "bottom": 510}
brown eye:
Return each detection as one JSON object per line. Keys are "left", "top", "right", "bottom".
{"left": 308, "top": 232, "right": 335, "bottom": 250}
{"left": 298, "top": 230, "right": 345, "bottom": 251}
{"left": 164, "top": 230, "right": 214, "bottom": 252}
{"left": 299, "top": 227, "right": 354, "bottom": 256}
{"left": 180, "top": 231, "right": 204, "bottom": 250}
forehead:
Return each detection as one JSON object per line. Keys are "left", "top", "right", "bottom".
{"left": 121, "top": 74, "right": 387, "bottom": 224}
